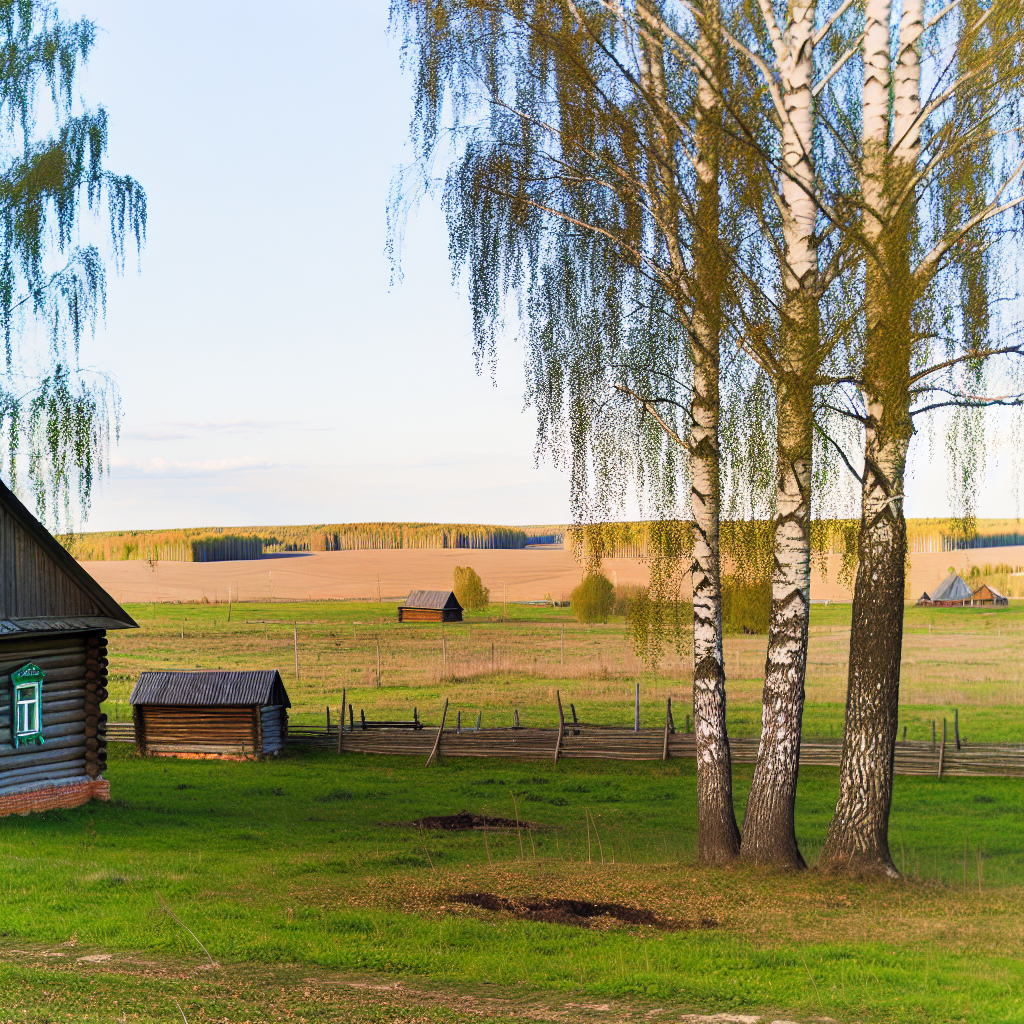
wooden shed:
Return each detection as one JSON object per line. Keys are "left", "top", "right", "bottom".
{"left": 398, "top": 590, "right": 463, "bottom": 623}
{"left": 0, "top": 479, "right": 136, "bottom": 817}
{"left": 971, "top": 583, "right": 1009, "bottom": 606}
{"left": 130, "top": 670, "right": 290, "bottom": 759}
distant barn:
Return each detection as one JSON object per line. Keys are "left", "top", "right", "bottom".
{"left": 970, "top": 583, "right": 1009, "bottom": 606}
{"left": 917, "top": 574, "right": 973, "bottom": 606}
{"left": 398, "top": 590, "right": 463, "bottom": 623}
{"left": 0, "top": 479, "right": 136, "bottom": 817}
{"left": 130, "top": 670, "right": 290, "bottom": 759}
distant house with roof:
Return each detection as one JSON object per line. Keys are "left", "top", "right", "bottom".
{"left": 917, "top": 573, "right": 974, "bottom": 606}
{"left": 0, "top": 478, "right": 136, "bottom": 817}
{"left": 130, "top": 670, "right": 290, "bottom": 759}
{"left": 398, "top": 590, "right": 463, "bottom": 623}
{"left": 970, "top": 583, "right": 1009, "bottom": 606}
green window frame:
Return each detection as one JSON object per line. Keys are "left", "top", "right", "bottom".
{"left": 10, "top": 662, "right": 44, "bottom": 747}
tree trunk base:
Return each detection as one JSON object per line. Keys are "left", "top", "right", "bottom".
{"left": 818, "top": 848, "right": 900, "bottom": 880}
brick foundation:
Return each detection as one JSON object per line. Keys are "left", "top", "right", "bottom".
{"left": 0, "top": 776, "right": 109, "bottom": 817}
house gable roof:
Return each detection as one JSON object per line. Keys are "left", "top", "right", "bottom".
{"left": 403, "top": 590, "right": 463, "bottom": 611}
{"left": 130, "top": 670, "right": 290, "bottom": 707}
{"left": 0, "top": 478, "right": 136, "bottom": 632}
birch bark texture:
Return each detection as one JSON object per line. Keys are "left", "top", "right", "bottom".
{"left": 688, "top": 4, "right": 741, "bottom": 864}
{"left": 739, "top": 0, "right": 819, "bottom": 870}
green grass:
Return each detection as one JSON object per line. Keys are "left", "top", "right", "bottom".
{"left": 4, "top": 746, "right": 1024, "bottom": 1022}
{"left": 6, "top": 597, "right": 1018, "bottom": 1020}
{"left": 106, "top": 600, "right": 1024, "bottom": 746}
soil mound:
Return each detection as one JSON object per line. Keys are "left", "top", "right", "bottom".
{"left": 449, "top": 892, "right": 712, "bottom": 930}
{"left": 412, "top": 810, "right": 539, "bottom": 831}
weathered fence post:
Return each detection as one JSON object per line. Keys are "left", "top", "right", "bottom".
{"left": 955, "top": 708, "right": 961, "bottom": 750}
{"left": 938, "top": 718, "right": 947, "bottom": 779}
{"left": 425, "top": 699, "right": 449, "bottom": 767}
{"left": 457, "top": 710, "right": 462, "bottom": 734}
{"left": 513, "top": 709, "right": 520, "bottom": 728}
{"left": 662, "top": 698, "right": 671, "bottom": 761}
{"left": 337, "top": 688, "right": 346, "bottom": 755}
{"left": 634, "top": 683, "right": 640, "bottom": 732}
{"left": 554, "top": 690, "right": 565, "bottom": 765}
{"left": 476, "top": 711, "right": 482, "bottom": 730}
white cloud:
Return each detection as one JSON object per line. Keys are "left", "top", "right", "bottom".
{"left": 110, "top": 456, "right": 280, "bottom": 476}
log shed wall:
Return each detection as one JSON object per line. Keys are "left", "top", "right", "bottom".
{"left": 0, "top": 630, "right": 110, "bottom": 810}
{"left": 135, "top": 704, "right": 261, "bottom": 757}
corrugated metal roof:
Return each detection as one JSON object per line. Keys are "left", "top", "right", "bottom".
{"left": 130, "top": 670, "right": 290, "bottom": 708}
{"left": 403, "top": 590, "right": 462, "bottom": 610}
{"left": 929, "top": 574, "right": 972, "bottom": 602}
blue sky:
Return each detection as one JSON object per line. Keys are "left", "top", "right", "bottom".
{"left": 47, "top": 1, "right": 1021, "bottom": 531}
{"left": 53, "top": 0, "right": 572, "bottom": 531}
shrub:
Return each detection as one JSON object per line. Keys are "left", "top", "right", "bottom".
{"left": 571, "top": 572, "right": 615, "bottom": 623}
{"left": 613, "top": 584, "right": 647, "bottom": 621}
{"left": 721, "top": 575, "right": 771, "bottom": 634}
{"left": 453, "top": 565, "right": 490, "bottom": 610}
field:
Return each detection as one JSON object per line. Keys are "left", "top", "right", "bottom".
{"left": 78, "top": 541, "right": 1024, "bottom": 604}
{"left": 3, "top": 600, "right": 1024, "bottom": 1022}
{"left": 103, "top": 599, "right": 1024, "bottom": 745}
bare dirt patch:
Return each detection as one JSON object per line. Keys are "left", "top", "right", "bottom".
{"left": 411, "top": 809, "right": 542, "bottom": 831}
{"left": 448, "top": 892, "right": 711, "bottom": 931}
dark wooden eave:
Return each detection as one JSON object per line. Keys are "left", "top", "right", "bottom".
{"left": 0, "top": 477, "right": 137, "bottom": 631}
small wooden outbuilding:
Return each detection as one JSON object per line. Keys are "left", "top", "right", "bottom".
{"left": 130, "top": 670, "right": 290, "bottom": 759}
{"left": 0, "top": 479, "right": 136, "bottom": 817}
{"left": 971, "top": 583, "right": 1009, "bottom": 606}
{"left": 398, "top": 590, "right": 463, "bottom": 623}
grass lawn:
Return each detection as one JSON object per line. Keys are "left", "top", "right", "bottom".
{"left": 104, "top": 600, "right": 1024, "bottom": 745}
{"left": 3, "top": 744, "right": 1024, "bottom": 1023}
{"left": 4, "top": 598, "right": 1023, "bottom": 1021}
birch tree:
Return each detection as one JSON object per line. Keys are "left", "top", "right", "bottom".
{"left": 392, "top": 0, "right": 750, "bottom": 862}
{"left": 0, "top": 2, "right": 146, "bottom": 527}
{"left": 818, "top": 0, "right": 1024, "bottom": 876}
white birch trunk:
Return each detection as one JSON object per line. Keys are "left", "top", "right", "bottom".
{"left": 739, "top": 0, "right": 818, "bottom": 869}
{"left": 690, "top": 4, "right": 741, "bottom": 864}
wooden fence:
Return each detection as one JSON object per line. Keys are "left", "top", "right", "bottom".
{"left": 107, "top": 719, "right": 1024, "bottom": 778}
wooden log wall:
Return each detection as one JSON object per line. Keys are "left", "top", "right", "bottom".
{"left": 0, "top": 632, "right": 106, "bottom": 795}
{"left": 137, "top": 704, "right": 262, "bottom": 757}
{"left": 398, "top": 609, "right": 445, "bottom": 623}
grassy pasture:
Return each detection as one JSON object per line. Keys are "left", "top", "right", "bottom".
{"left": 3, "top": 599, "right": 1023, "bottom": 1022}
{"left": 2, "top": 749, "right": 1024, "bottom": 1022}
{"left": 105, "top": 600, "right": 1024, "bottom": 744}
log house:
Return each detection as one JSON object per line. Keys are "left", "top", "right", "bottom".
{"left": 0, "top": 480, "right": 136, "bottom": 816}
